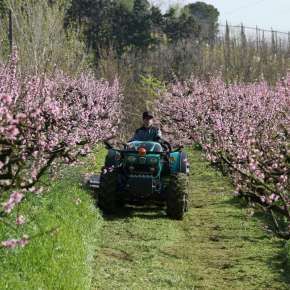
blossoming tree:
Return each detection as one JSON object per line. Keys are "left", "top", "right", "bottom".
{"left": 157, "top": 75, "right": 290, "bottom": 238}
{"left": 0, "top": 51, "right": 123, "bottom": 248}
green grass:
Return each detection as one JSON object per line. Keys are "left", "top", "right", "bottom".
{"left": 0, "top": 149, "right": 106, "bottom": 290}
{"left": 91, "top": 149, "right": 290, "bottom": 289}
{"left": 285, "top": 240, "right": 290, "bottom": 273}
{"left": 1, "top": 148, "right": 289, "bottom": 290}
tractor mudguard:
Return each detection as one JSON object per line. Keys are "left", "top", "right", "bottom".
{"left": 169, "top": 151, "right": 189, "bottom": 174}
{"left": 105, "top": 149, "right": 121, "bottom": 168}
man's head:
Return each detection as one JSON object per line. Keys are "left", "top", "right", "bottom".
{"left": 142, "top": 111, "right": 154, "bottom": 128}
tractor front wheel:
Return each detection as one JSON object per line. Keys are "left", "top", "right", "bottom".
{"left": 98, "top": 168, "right": 119, "bottom": 214}
{"left": 166, "top": 173, "right": 189, "bottom": 220}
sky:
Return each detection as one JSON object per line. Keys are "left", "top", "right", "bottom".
{"left": 151, "top": 0, "right": 290, "bottom": 33}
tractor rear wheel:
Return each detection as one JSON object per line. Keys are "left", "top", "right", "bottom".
{"left": 166, "top": 173, "right": 189, "bottom": 220}
{"left": 98, "top": 168, "right": 119, "bottom": 214}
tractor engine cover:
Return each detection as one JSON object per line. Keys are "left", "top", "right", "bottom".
{"left": 126, "top": 175, "right": 154, "bottom": 197}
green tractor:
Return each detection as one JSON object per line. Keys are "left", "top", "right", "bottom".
{"left": 89, "top": 140, "right": 190, "bottom": 220}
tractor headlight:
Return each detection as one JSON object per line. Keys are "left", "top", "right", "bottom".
{"left": 127, "top": 156, "right": 137, "bottom": 163}
{"left": 149, "top": 157, "right": 158, "bottom": 165}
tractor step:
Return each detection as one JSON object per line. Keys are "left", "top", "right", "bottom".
{"left": 89, "top": 175, "right": 101, "bottom": 189}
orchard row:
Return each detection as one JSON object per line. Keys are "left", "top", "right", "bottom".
{"left": 0, "top": 52, "right": 123, "bottom": 248}
{"left": 157, "top": 75, "right": 289, "bottom": 237}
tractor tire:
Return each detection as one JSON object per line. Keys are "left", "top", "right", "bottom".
{"left": 166, "top": 173, "right": 189, "bottom": 220}
{"left": 104, "top": 149, "right": 121, "bottom": 168}
{"left": 98, "top": 168, "right": 119, "bottom": 214}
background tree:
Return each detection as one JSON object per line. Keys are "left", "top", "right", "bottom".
{"left": 0, "top": 0, "right": 7, "bottom": 16}
{"left": 150, "top": 5, "right": 163, "bottom": 35}
{"left": 66, "top": 0, "right": 113, "bottom": 58}
{"left": 110, "top": 0, "right": 134, "bottom": 55}
{"left": 67, "top": 0, "right": 161, "bottom": 57}
{"left": 163, "top": 6, "right": 182, "bottom": 41}
{"left": 163, "top": 2, "right": 219, "bottom": 43}
{"left": 182, "top": 2, "right": 219, "bottom": 42}
{"left": 66, "top": 1, "right": 221, "bottom": 59}
{"left": 128, "top": 0, "right": 154, "bottom": 49}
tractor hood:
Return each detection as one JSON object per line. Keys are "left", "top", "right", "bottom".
{"left": 127, "top": 141, "right": 163, "bottom": 153}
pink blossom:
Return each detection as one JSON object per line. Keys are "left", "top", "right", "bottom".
{"left": 269, "top": 194, "right": 279, "bottom": 202}
{"left": 157, "top": 74, "right": 289, "bottom": 223}
{"left": 5, "top": 125, "right": 19, "bottom": 138}
{"left": 16, "top": 215, "right": 26, "bottom": 225}
{"left": 249, "top": 163, "right": 257, "bottom": 172}
{"left": 1, "top": 95, "right": 12, "bottom": 104}
{"left": 1, "top": 235, "right": 29, "bottom": 249}
{"left": 0, "top": 50, "right": 122, "bottom": 206}
{"left": 1, "top": 239, "right": 17, "bottom": 249}
{"left": 18, "top": 235, "right": 29, "bottom": 247}
{"left": 3, "top": 191, "right": 24, "bottom": 214}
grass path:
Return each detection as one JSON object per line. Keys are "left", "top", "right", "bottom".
{"left": 91, "top": 150, "right": 289, "bottom": 289}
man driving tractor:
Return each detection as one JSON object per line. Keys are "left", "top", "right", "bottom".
{"left": 130, "top": 111, "right": 162, "bottom": 142}
{"left": 88, "top": 110, "right": 189, "bottom": 220}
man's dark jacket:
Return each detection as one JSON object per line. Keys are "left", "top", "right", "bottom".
{"left": 130, "top": 126, "right": 162, "bottom": 142}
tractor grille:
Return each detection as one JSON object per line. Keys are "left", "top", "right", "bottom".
{"left": 132, "top": 164, "right": 152, "bottom": 174}
{"left": 125, "top": 156, "right": 159, "bottom": 176}
{"left": 126, "top": 175, "right": 154, "bottom": 196}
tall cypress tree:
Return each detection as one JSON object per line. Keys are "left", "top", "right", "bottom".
{"left": 130, "top": 0, "right": 153, "bottom": 49}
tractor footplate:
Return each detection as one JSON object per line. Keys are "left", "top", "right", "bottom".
{"left": 89, "top": 175, "right": 101, "bottom": 189}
